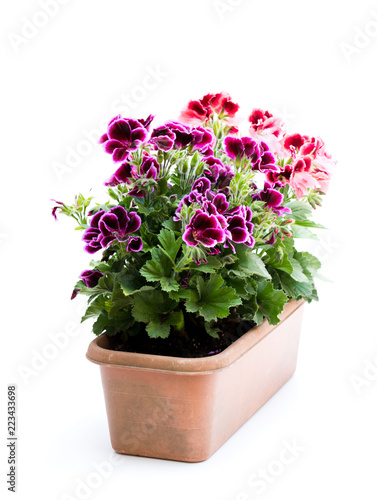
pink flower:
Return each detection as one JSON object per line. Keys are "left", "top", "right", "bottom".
{"left": 179, "top": 92, "right": 239, "bottom": 126}
{"left": 249, "top": 109, "right": 285, "bottom": 155}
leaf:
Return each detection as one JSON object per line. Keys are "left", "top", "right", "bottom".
{"left": 146, "top": 321, "right": 171, "bottom": 339}
{"left": 289, "top": 257, "right": 309, "bottom": 283}
{"left": 265, "top": 247, "right": 293, "bottom": 274}
{"left": 157, "top": 228, "right": 182, "bottom": 262}
{"left": 254, "top": 280, "right": 287, "bottom": 325}
{"left": 140, "top": 247, "right": 173, "bottom": 283}
{"left": 277, "top": 272, "right": 313, "bottom": 299}
{"left": 231, "top": 251, "right": 271, "bottom": 279}
{"left": 285, "top": 200, "right": 312, "bottom": 221}
{"left": 160, "top": 277, "right": 180, "bottom": 292}
{"left": 81, "top": 296, "right": 107, "bottom": 323}
{"left": 131, "top": 290, "right": 177, "bottom": 323}
{"left": 186, "top": 275, "right": 242, "bottom": 322}
{"left": 293, "top": 220, "right": 326, "bottom": 229}
{"left": 189, "top": 255, "right": 223, "bottom": 273}
{"left": 291, "top": 225, "right": 319, "bottom": 240}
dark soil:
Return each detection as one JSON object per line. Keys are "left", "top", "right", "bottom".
{"left": 109, "top": 316, "right": 256, "bottom": 358}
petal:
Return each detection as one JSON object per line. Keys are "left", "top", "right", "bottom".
{"left": 224, "top": 137, "right": 243, "bottom": 159}
{"left": 108, "top": 119, "right": 131, "bottom": 142}
{"left": 112, "top": 148, "right": 130, "bottom": 162}
{"left": 110, "top": 206, "right": 129, "bottom": 228}
{"left": 99, "top": 213, "right": 120, "bottom": 235}
{"left": 103, "top": 140, "right": 123, "bottom": 154}
{"left": 213, "top": 193, "right": 229, "bottom": 214}
{"left": 90, "top": 210, "right": 105, "bottom": 229}
{"left": 125, "top": 212, "right": 141, "bottom": 234}
{"left": 126, "top": 236, "right": 143, "bottom": 252}
{"left": 182, "top": 227, "right": 198, "bottom": 246}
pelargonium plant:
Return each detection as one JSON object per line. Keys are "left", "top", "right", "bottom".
{"left": 53, "top": 92, "right": 334, "bottom": 354}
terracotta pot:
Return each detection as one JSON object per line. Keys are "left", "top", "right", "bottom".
{"left": 86, "top": 299, "right": 305, "bottom": 462}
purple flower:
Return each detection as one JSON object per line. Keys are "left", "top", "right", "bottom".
{"left": 258, "top": 184, "right": 283, "bottom": 208}
{"left": 165, "top": 121, "right": 193, "bottom": 149}
{"left": 104, "top": 162, "right": 135, "bottom": 186}
{"left": 257, "top": 142, "right": 279, "bottom": 172}
{"left": 224, "top": 136, "right": 260, "bottom": 163}
{"left": 82, "top": 207, "right": 142, "bottom": 253}
{"left": 192, "top": 177, "right": 211, "bottom": 194}
{"left": 150, "top": 125, "right": 176, "bottom": 151}
{"left": 82, "top": 210, "right": 106, "bottom": 254}
{"left": 51, "top": 199, "right": 64, "bottom": 220}
{"left": 139, "top": 154, "right": 160, "bottom": 179}
{"left": 191, "top": 126, "right": 214, "bottom": 151}
{"left": 99, "top": 117, "right": 148, "bottom": 162}
{"left": 126, "top": 236, "right": 143, "bottom": 252}
{"left": 203, "top": 156, "right": 224, "bottom": 183}
{"left": 183, "top": 210, "right": 226, "bottom": 248}
{"left": 137, "top": 114, "right": 155, "bottom": 130}
{"left": 99, "top": 206, "right": 141, "bottom": 247}
{"left": 225, "top": 206, "right": 254, "bottom": 248}
{"left": 80, "top": 270, "right": 104, "bottom": 288}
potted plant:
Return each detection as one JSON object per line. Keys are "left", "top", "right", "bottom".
{"left": 53, "top": 92, "right": 334, "bottom": 462}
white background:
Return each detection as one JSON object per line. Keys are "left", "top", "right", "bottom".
{"left": 1, "top": 0, "right": 377, "bottom": 499}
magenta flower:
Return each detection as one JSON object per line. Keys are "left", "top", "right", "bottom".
{"left": 225, "top": 206, "right": 254, "bottom": 248}
{"left": 191, "top": 126, "right": 214, "bottom": 151}
{"left": 139, "top": 154, "right": 160, "bottom": 179}
{"left": 150, "top": 125, "right": 176, "bottom": 151}
{"left": 126, "top": 236, "right": 143, "bottom": 252}
{"left": 99, "top": 206, "right": 141, "bottom": 247}
{"left": 224, "top": 136, "right": 260, "bottom": 164}
{"left": 183, "top": 210, "right": 226, "bottom": 248}
{"left": 82, "top": 210, "right": 106, "bottom": 254}
{"left": 51, "top": 199, "right": 65, "bottom": 220}
{"left": 99, "top": 117, "right": 148, "bottom": 162}
{"left": 80, "top": 270, "right": 104, "bottom": 288}
{"left": 192, "top": 177, "right": 211, "bottom": 194}
{"left": 104, "top": 162, "right": 135, "bottom": 186}
{"left": 82, "top": 207, "right": 142, "bottom": 253}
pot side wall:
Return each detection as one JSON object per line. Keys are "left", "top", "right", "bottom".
{"left": 93, "top": 301, "right": 305, "bottom": 462}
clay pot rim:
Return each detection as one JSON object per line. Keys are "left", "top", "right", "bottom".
{"left": 86, "top": 299, "right": 304, "bottom": 373}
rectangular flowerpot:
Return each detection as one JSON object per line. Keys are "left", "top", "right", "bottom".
{"left": 86, "top": 299, "right": 305, "bottom": 462}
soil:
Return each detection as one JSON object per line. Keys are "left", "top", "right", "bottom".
{"left": 110, "top": 316, "right": 256, "bottom": 358}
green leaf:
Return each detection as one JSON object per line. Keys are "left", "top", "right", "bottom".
{"left": 265, "top": 247, "right": 293, "bottom": 274}
{"left": 277, "top": 273, "right": 313, "bottom": 299}
{"left": 189, "top": 255, "right": 223, "bottom": 274}
{"left": 157, "top": 228, "right": 182, "bottom": 262}
{"left": 160, "top": 277, "right": 180, "bottom": 292}
{"left": 140, "top": 247, "right": 173, "bottom": 283}
{"left": 231, "top": 251, "right": 271, "bottom": 279}
{"left": 291, "top": 225, "right": 319, "bottom": 240}
{"left": 146, "top": 321, "right": 171, "bottom": 339}
{"left": 186, "top": 275, "right": 242, "bottom": 322}
{"left": 285, "top": 200, "right": 312, "bottom": 221}
{"left": 81, "top": 296, "right": 107, "bottom": 323}
{"left": 254, "top": 280, "right": 287, "bottom": 325}
{"left": 132, "top": 290, "right": 178, "bottom": 323}
{"left": 289, "top": 257, "right": 309, "bottom": 283}
{"left": 293, "top": 220, "right": 326, "bottom": 229}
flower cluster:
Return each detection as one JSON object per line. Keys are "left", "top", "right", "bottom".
{"left": 53, "top": 92, "right": 334, "bottom": 343}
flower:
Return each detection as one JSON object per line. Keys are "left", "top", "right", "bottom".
{"left": 51, "top": 199, "right": 65, "bottom": 220}
{"left": 82, "top": 210, "right": 106, "bottom": 254}
{"left": 80, "top": 270, "right": 104, "bottom": 288}
{"left": 183, "top": 210, "right": 226, "bottom": 248}
{"left": 225, "top": 206, "right": 255, "bottom": 248}
{"left": 82, "top": 207, "right": 142, "bottom": 253}
{"left": 139, "top": 154, "right": 160, "bottom": 179}
{"left": 150, "top": 125, "right": 176, "bottom": 151}
{"left": 99, "top": 117, "right": 148, "bottom": 162}
{"left": 248, "top": 109, "right": 285, "bottom": 155}
{"left": 104, "top": 162, "right": 135, "bottom": 186}
{"left": 179, "top": 92, "right": 239, "bottom": 125}
{"left": 191, "top": 126, "right": 214, "bottom": 151}
{"left": 99, "top": 206, "right": 141, "bottom": 247}
{"left": 224, "top": 136, "right": 260, "bottom": 163}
